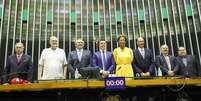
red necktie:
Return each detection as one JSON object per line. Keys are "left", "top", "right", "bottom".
{"left": 17, "top": 55, "right": 21, "bottom": 63}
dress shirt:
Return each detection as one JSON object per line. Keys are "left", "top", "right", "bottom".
{"left": 16, "top": 54, "right": 22, "bottom": 63}
{"left": 164, "top": 55, "right": 171, "bottom": 70}
{"left": 138, "top": 48, "right": 145, "bottom": 58}
{"left": 182, "top": 57, "right": 187, "bottom": 67}
{"left": 76, "top": 49, "right": 83, "bottom": 61}
{"left": 39, "top": 48, "right": 67, "bottom": 80}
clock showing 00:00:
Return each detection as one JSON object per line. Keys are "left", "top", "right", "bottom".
{"left": 105, "top": 79, "right": 125, "bottom": 86}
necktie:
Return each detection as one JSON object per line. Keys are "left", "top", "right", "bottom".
{"left": 165, "top": 56, "right": 171, "bottom": 70}
{"left": 141, "top": 49, "right": 144, "bottom": 58}
{"left": 182, "top": 57, "right": 188, "bottom": 76}
{"left": 182, "top": 58, "right": 187, "bottom": 66}
{"left": 102, "top": 51, "right": 106, "bottom": 70}
{"left": 78, "top": 50, "right": 82, "bottom": 61}
{"left": 17, "top": 55, "right": 21, "bottom": 63}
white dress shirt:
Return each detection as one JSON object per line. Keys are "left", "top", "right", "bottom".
{"left": 138, "top": 48, "right": 145, "bottom": 58}
{"left": 76, "top": 48, "right": 83, "bottom": 61}
{"left": 164, "top": 55, "right": 171, "bottom": 70}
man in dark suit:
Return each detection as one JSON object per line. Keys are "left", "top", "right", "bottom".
{"left": 155, "top": 44, "right": 179, "bottom": 76}
{"left": 67, "top": 39, "right": 100, "bottom": 79}
{"left": 134, "top": 37, "right": 155, "bottom": 77}
{"left": 3, "top": 42, "right": 33, "bottom": 84}
{"left": 176, "top": 47, "right": 201, "bottom": 77}
{"left": 92, "top": 39, "right": 115, "bottom": 78}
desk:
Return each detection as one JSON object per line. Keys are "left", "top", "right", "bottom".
{"left": 0, "top": 78, "right": 201, "bottom": 92}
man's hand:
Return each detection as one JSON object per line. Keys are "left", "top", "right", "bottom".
{"left": 140, "top": 72, "right": 146, "bottom": 76}
{"left": 3, "top": 83, "right": 9, "bottom": 85}
{"left": 101, "top": 71, "right": 110, "bottom": 78}
{"left": 38, "top": 65, "right": 43, "bottom": 80}
{"left": 145, "top": 72, "right": 150, "bottom": 76}
{"left": 141, "top": 72, "right": 150, "bottom": 76}
{"left": 168, "top": 71, "right": 174, "bottom": 76}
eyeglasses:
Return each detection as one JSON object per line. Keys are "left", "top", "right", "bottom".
{"left": 16, "top": 47, "right": 23, "bottom": 48}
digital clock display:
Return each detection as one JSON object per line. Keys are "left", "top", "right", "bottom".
{"left": 105, "top": 77, "right": 125, "bottom": 90}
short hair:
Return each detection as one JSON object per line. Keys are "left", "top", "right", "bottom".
{"left": 136, "top": 37, "right": 144, "bottom": 42}
{"left": 75, "top": 38, "right": 84, "bottom": 44}
{"left": 117, "top": 35, "right": 127, "bottom": 42}
{"left": 96, "top": 39, "right": 107, "bottom": 51}
{"left": 49, "top": 36, "right": 58, "bottom": 44}
{"left": 178, "top": 46, "right": 186, "bottom": 51}
{"left": 98, "top": 38, "right": 107, "bottom": 44}
{"left": 15, "top": 42, "right": 24, "bottom": 49}
{"left": 178, "top": 46, "right": 185, "bottom": 49}
{"left": 160, "top": 44, "right": 168, "bottom": 49}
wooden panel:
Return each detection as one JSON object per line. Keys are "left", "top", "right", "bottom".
{"left": 1, "top": 79, "right": 201, "bottom": 92}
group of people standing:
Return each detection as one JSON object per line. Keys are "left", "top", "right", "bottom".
{"left": 2, "top": 34, "right": 201, "bottom": 84}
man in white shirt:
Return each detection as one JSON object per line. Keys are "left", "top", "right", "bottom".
{"left": 38, "top": 36, "right": 67, "bottom": 80}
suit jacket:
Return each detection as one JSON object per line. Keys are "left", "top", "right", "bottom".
{"left": 155, "top": 55, "right": 179, "bottom": 75}
{"left": 91, "top": 51, "right": 115, "bottom": 73}
{"left": 134, "top": 48, "right": 155, "bottom": 75}
{"left": 68, "top": 50, "right": 91, "bottom": 70}
{"left": 176, "top": 55, "right": 201, "bottom": 77}
{"left": 3, "top": 54, "right": 33, "bottom": 83}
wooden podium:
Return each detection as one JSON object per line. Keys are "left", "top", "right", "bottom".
{"left": 0, "top": 78, "right": 201, "bottom": 92}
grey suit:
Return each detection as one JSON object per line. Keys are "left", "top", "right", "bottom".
{"left": 67, "top": 50, "right": 100, "bottom": 79}
{"left": 3, "top": 54, "right": 33, "bottom": 83}
{"left": 155, "top": 55, "right": 179, "bottom": 76}
{"left": 176, "top": 55, "right": 201, "bottom": 77}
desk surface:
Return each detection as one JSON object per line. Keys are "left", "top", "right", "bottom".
{"left": 0, "top": 78, "right": 201, "bottom": 92}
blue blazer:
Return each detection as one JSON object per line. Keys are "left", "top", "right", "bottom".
{"left": 155, "top": 55, "right": 179, "bottom": 75}
{"left": 176, "top": 55, "right": 201, "bottom": 77}
{"left": 91, "top": 51, "right": 115, "bottom": 73}
{"left": 3, "top": 54, "right": 33, "bottom": 83}
{"left": 134, "top": 48, "right": 155, "bottom": 75}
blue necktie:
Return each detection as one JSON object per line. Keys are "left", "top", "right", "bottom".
{"left": 102, "top": 51, "right": 106, "bottom": 70}
{"left": 78, "top": 50, "right": 82, "bottom": 61}
{"left": 182, "top": 58, "right": 187, "bottom": 66}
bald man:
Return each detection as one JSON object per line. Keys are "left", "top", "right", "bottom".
{"left": 155, "top": 44, "right": 178, "bottom": 76}
{"left": 38, "top": 36, "right": 67, "bottom": 80}
{"left": 133, "top": 37, "right": 155, "bottom": 77}
{"left": 3, "top": 42, "right": 33, "bottom": 84}
{"left": 176, "top": 47, "right": 201, "bottom": 77}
